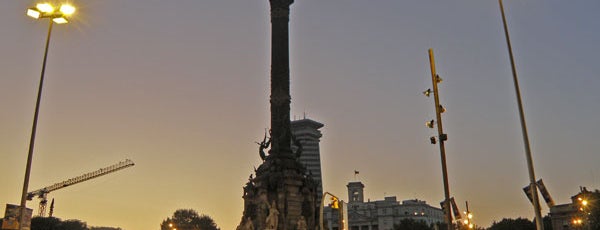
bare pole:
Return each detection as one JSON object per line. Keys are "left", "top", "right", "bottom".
{"left": 19, "top": 20, "right": 54, "bottom": 230}
{"left": 428, "top": 49, "right": 453, "bottom": 230}
{"left": 498, "top": 1, "right": 543, "bottom": 229}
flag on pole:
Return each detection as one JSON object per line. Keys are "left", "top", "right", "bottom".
{"left": 536, "top": 179, "right": 555, "bottom": 208}
{"left": 450, "top": 197, "right": 462, "bottom": 220}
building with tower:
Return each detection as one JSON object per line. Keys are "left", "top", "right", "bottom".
{"left": 549, "top": 187, "right": 598, "bottom": 230}
{"left": 347, "top": 182, "right": 365, "bottom": 203}
{"left": 324, "top": 181, "right": 444, "bottom": 230}
{"left": 291, "top": 118, "right": 325, "bottom": 204}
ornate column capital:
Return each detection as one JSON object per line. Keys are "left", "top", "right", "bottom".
{"left": 269, "top": 0, "right": 294, "bottom": 19}
{"left": 269, "top": 0, "right": 294, "bottom": 8}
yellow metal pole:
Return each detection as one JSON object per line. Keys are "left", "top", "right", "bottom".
{"left": 498, "top": 1, "right": 543, "bottom": 230}
{"left": 428, "top": 48, "right": 453, "bottom": 230}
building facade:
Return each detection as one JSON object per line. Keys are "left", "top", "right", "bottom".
{"left": 324, "top": 181, "right": 444, "bottom": 230}
{"left": 291, "top": 118, "right": 325, "bottom": 204}
{"left": 549, "top": 187, "right": 596, "bottom": 230}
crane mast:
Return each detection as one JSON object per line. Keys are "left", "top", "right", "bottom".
{"left": 27, "top": 159, "right": 135, "bottom": 216}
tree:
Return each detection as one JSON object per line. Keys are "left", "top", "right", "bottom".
{"left": 60, "top": 219, "right": 88, "bottom": 230}
{"left": 31, "top": 217, "right": 90, "bottom": 230}
{"left": 487, "top": 218, "right": 535, "bottom": 230}
{"left": 31, "top": 216, "right": 62, "bottom": 230}
{"left": 90, "top": 227, "right": 122, "bottom": 230}
{"left": 160, "top": 209, "right": 220, "bottom": 230}
{"left": 393, "top": 218, "right": 432, "bottom": 230}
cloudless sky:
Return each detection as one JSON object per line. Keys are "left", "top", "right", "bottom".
{"left": 1, "top": 0, "right": 599, "bottom": 229}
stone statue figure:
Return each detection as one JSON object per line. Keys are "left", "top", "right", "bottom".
{"left": 265, "top": 200, "right": 279, "bottom": 230}
{"left": 236, "top": 217, "right": 244, "bottom": 230}
{"left": 291, "top": 134, "right": 303, "bottom": 159}
{"left": 244, "top": 217, "right": 255, "bottom": 230}
{"left": 236, "top": 217, "right": 254, "bottom": 230}
{"left": 256, "top": 130, "right": 271, "bottom": 161}
{"left": 296, "top": 216, "right": 307, "bottom": 230}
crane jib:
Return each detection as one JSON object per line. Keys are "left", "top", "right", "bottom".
{"left": 25, "top": 159, "right": 135, "bottom": 216}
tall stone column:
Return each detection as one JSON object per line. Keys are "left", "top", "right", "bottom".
{"left": 269, "top": 0, "right": 294, "bottom": 157}
{"left": 238, "top": 1, "right": 318, "bottom": 229}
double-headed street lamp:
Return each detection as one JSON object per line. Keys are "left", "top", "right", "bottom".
{"left": 18, "top": 3, "right": 75, "bottom": 230}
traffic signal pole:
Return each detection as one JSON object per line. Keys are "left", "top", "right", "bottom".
{"left": 320, "top": 192, "right": 341, "bottom": 230}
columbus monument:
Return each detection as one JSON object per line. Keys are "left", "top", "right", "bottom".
{"left": 237, "top": 0, "right": 319, "bottom": 230}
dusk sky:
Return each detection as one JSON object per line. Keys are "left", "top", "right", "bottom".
{"left": 1, "top": 0, "right": 599, "bottom": 229}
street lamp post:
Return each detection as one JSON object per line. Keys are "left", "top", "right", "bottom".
{"left": 497, "top": 1, "right": 543, "bottom": 230}
{"left": 18, "top": 3, "right": 75, "bottom": 230}
{"left": 425, "top": 48, "right": 452, "bottom": 230}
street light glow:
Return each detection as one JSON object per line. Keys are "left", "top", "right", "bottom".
{"left": 52, "top": 17, "right": 68, "bottom": 24}
{"left": 36, "top": 3, "right": 54, "bottom": 13}
{"left": 59, "top": 4, "right": 76, "bottom": 15}
{"left": 27, "top": 8, "right": 41, "bottom": 18}
{"left": 26, "top": 3, "right": 76, "bottom": 23}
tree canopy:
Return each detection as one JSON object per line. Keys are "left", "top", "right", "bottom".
{"left": 31, "top": 217, "right": 87, "bottom": 230}
{"left": 487, "top": 217, "right": 535, "bottom": 230}
{"left": 393, "top": 218, "right": 432, "bottom": 230}
{"left": 160, "top": 209, "right": 220, "bottom": 230}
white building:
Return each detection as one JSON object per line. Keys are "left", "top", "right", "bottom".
{"left": 324, "top": 181, "right": 444, "bottom": 230}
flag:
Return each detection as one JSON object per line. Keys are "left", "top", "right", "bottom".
{"left": 450, "top": 197, "right": 461, "bottom": 220}
{"left": 523, "top": 184, "right": 534, "bottom": 203}
{"left": 536, "top": 179, "right": 555, "bottom": 208}
{"left": 522, "top": 183, "right": 542, "bottom": 210}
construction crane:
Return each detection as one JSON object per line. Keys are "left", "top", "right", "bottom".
{"left": 26, "top": 159, "right": 135, "bottom": 216}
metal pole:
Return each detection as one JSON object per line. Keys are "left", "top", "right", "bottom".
{"left": 465, "top": 201, "right": 470, "bottom": 229}
{"left": 498, "top": 1, "right": 544, "bottom": 230}
{"left": 320, "top": 192, "right": 326, "bottom": 230}
{"left": 428, "top": 49, "right": 453, "bottom": 230}
{"left": 338, "top": 202, "right": 344, "bottom": 230}
{"left": 19, "top": 20, "right": 54, "bottom": 230}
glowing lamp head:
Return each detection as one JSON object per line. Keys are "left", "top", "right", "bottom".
{"left": 423, "top": 88, "right": 432, "bottom": 97}
{"left": 27, "top": 8, "right": 41, "bottom": 18}
{"left": 426, "top": 120, "right": 435, "bottom": 129}
{"left": 36, "top": 3, "right": 55, "bottom": 13}
{"left": 59, "top": 4, "right": 76, "bottom": 15}
{"left": 52, "top": 17, "right": 68, "bottom": 24}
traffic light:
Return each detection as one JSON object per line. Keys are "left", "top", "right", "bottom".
{"left": 330, "top": 196, "right": 339, "bottom": 209}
